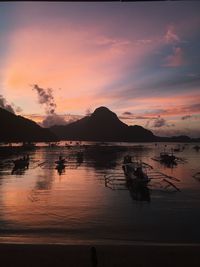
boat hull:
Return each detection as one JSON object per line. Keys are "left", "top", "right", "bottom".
{"left": 122, "top": 163, "right": 150, "bottom": 186}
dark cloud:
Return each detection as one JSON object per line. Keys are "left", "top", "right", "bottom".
{"left": 32, "top": 84, "right": 57, "bottom": 114}
{"left": 32, "top": 84, "right": 67, "bottom": 127}
{"left": 119, "top": 111, "right": 135, "bottom": 120}
{"left": 119, "top": 114, "right": 158, "bottom": 124}
{"left": 0, "top": 95, "right": 16, "bottom": 114}
{"left": 181, "top": 115, "right": 192, "bottom": 120}
{"left": 122, "top": 111, "right": 133, "bottom": 115}
{"left": 121, "top": 111, "right": 157, "bottom": 120}
{"left": 145, "top": 116, "right": 175, "bottom": 129}
{"left": 153, "top": 117, "right": 166, "bottom": 128}
{"left": 135, "top": 116, "right": 154, "bottom": 120}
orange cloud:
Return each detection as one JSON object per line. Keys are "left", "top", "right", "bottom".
{"left": 2, "top": 20, "right": 158, "bottom": 114}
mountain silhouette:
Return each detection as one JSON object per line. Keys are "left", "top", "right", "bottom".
{"left": 50, "top": 106, "right": 155, "bottom": 142}
{"left": 0, "top": 106, "right": 195, "bottom": 143}
{"left": 0, "top": 107, "right": 57, "bottom": 142}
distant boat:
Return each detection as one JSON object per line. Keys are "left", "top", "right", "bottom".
{"left": 21, "top": 142, "right": 36, "bottom": 150}
{"left": 55, "top": 157, "right": 66, "bottom": 171}
{"left": 49, "top": 142, "right": 59, "bottom": 147}
{"left": 173, "top": 144, "right": 185, "bottom": 152}
{"left": 152, "top": 152, "right": 177, "bottom": 166}
{"left": 12, "top": 155, "right": 30, "bottom": 170}
{"left": 173, "top": 145, "right": 181, "bottom": 152}
{"left": 160, "top": 152, "right": 176, "bottom": 163}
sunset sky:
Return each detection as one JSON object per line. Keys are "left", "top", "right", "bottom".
{"left": 0, "top": 1, "right": 200, "bottom": 137}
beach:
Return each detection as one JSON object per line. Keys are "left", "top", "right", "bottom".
{"left": 0, "top": 243, "right": 200, "bottom": 267}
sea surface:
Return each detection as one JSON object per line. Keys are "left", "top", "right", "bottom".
{"left": 0, "top": 142, "right": 200, "bottom": 245}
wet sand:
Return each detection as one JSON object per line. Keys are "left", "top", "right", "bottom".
{"left": 0, "top": 243, "right": 200, "bottom": 267}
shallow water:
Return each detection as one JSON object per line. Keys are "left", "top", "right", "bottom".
{"left": 0, "top": 142, "right": 200, "bottom": 244}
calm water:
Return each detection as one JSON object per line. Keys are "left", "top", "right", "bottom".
{"left": 0, "top": 142, "right": 200, "bottom": 244}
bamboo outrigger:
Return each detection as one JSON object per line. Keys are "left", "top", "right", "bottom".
{"left": 104, "top": 155, "right": 181, "bottom": 195}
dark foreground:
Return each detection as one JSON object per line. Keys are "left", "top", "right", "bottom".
{"left": 0, "top": 244, "right": 200, "bottom": 267}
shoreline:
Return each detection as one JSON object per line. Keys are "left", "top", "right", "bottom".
{"left": 2, "top": 240, "right": 200, "bottom": 247}
{"left": 0, "top": 243, "right": 199, "bottom": 267}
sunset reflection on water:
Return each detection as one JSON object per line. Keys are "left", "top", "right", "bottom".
{"left": 0, "top": 142, "right": 200, "bottom": 244}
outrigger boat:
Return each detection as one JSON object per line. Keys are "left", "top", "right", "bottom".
{"left": 152, "top": 151, "right": 177, "bottom": 166}
{"left": 104, "top": 155, "right": 180, "bottom": 195}
{"left": 122, "top": 156, "right": 151, "bottom": 186}
{"left": 160, "top": 152, "right": 176, "bottom": 164}
{"left": 55, "top": 156, "right": 66, "bottom": 170}
{"left": 12, "top": 155, "right": 30, "bottom": 173}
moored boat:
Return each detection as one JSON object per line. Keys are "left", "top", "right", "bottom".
{"left": 122, "top": 157, "right": 150, "bottom": 186}
{"left": 160, "top": 152, "right": 176, "bottom": 163}
{"left": 12, "top": 155, "right": 30, "bottom": 169}
{"left": 152, "top": 152, "right": 177, "bottom": 166}
{"left": 55, "top": 156, "right": 66, "bottom": 170}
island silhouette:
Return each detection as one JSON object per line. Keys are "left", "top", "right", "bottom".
{"left": 0, "top": 107, "right": 57, "bottom": 142}
{"left": 50, "top": 106, "right": 196, "bottom": 142}
{"left": 0, "top": 106, "right": 198, "bottom": 143}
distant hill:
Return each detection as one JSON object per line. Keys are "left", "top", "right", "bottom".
{"left": 157, "top": 135, "right": 192, "bottom": 142}
{"left": 0, "top": 107, "right": 57, "bottom": 142}
{"left": 50, "top": 106, "right": 156, "bottom": 142}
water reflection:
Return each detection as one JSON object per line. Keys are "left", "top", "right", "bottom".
{"left": 35, "top": 175, "right": 53, "bottom": 191}
{"left": 11, "top": 167, "right": 27, "bottom": 176}
{"left": 56, "top": 165, "right": 65, "bottom": 175}
{"left": 105, "top": 173, "right": 151, "bottom": 202}
{"left": 0, "top": 143, "right": 200, "bottom": 244}
{"left": 159, "top": 160, "right": 177, "bottom": 169}
{"left": 34, "top": 149, "right": 55, "bottom": 191}
{"left": 67, "top": 151, "right": 84, "bottom": 169}
{"left": 128, "top": 183, "right": 150, "bottom": 202}
{"left": 84, "top": 146, "right": 122, "bottom": 170}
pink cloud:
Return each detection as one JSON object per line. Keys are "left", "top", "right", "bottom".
{"left": 164, "top": 25, "right": 180, "bottom": 44}
{"left": 117, "top": 93, "right": 200, "bottom": 119}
